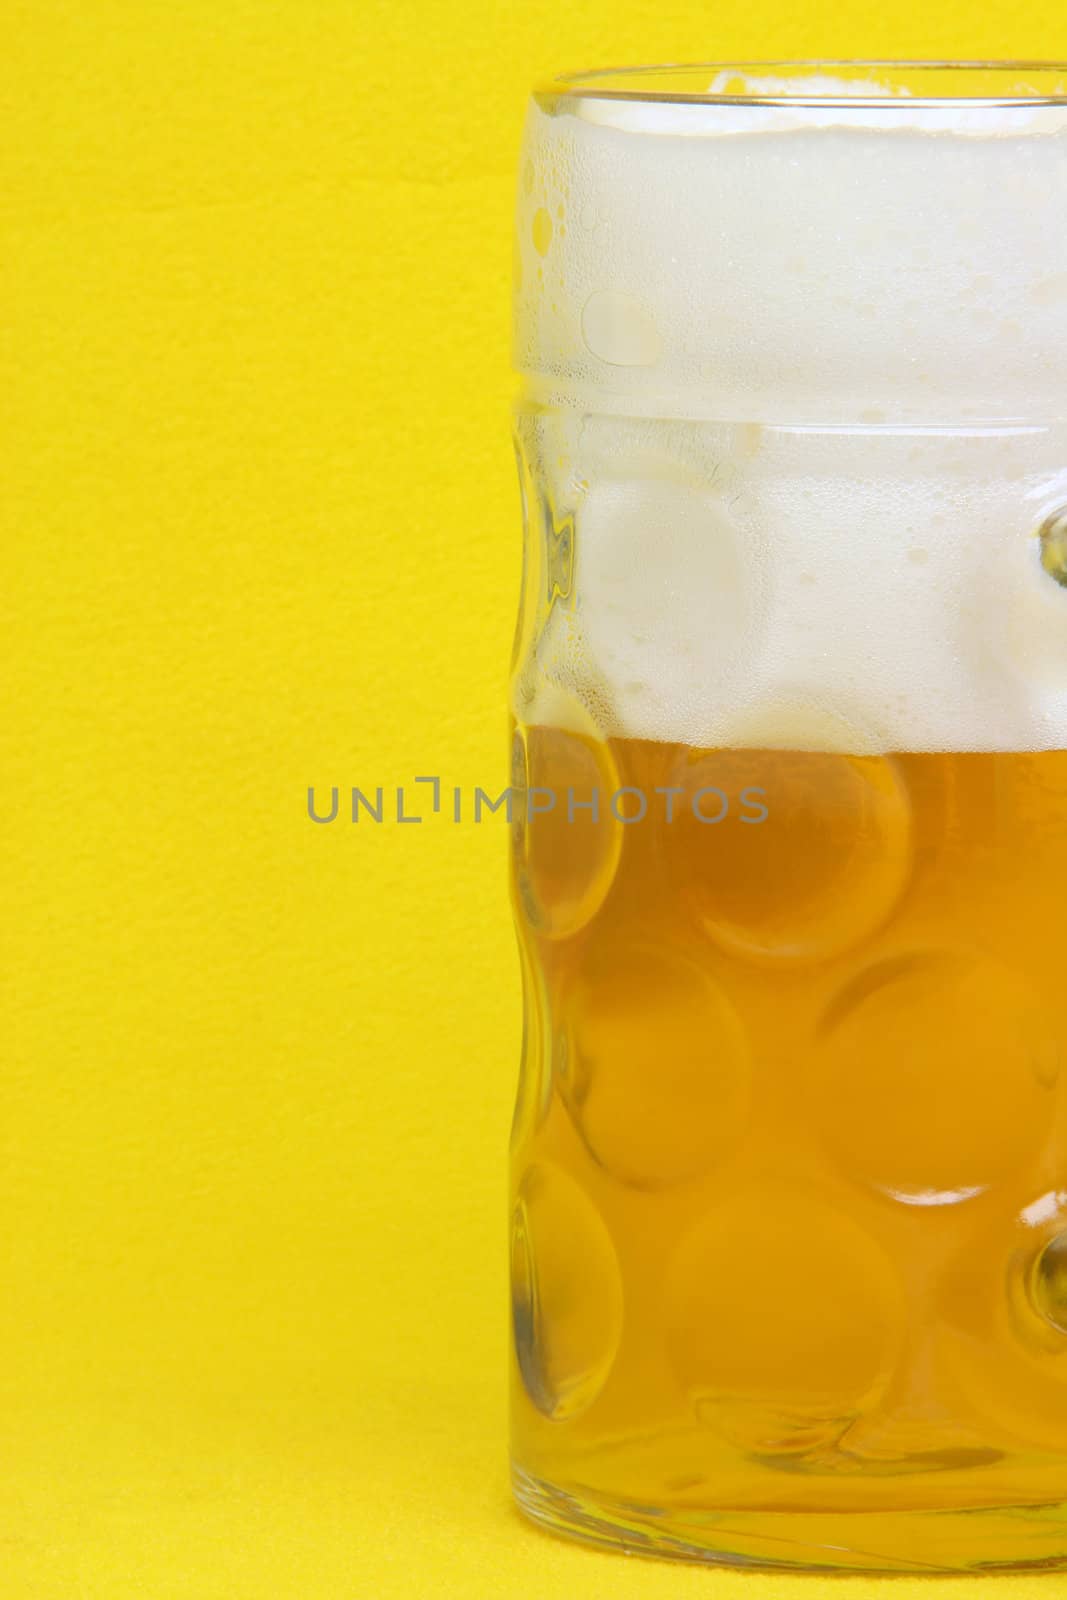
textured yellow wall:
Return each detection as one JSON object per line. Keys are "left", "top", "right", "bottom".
{"left": 4, "top": 5, "right": 1066, "bottom": 1595}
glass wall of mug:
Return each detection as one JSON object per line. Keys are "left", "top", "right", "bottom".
{"left": 509, "top": 62, "right": 1067, "bottom": 1573}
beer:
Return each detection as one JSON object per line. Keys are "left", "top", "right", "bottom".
{"left": 510, "top": 63, "right": 1067, "bottom": 1569}
{"left": 512, "top": 730, "right": 1067, "bottom": 1566}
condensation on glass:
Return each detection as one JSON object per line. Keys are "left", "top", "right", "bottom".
{"left": 508, "top": 62, "right": 1067, "bottom": 1572}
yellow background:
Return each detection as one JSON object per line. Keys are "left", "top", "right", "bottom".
{"left": 4, "top": 4, "right": 1066, "bottom": 1595}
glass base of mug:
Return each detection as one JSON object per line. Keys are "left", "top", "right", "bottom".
{"left": 511, "top": 1462, "right": 1067, "bottom": 1573}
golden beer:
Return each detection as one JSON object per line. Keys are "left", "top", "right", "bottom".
{"left": 510, "top": 62, "right": 1067, "bottom": 1568}
{"left": 511, "top": 728, "right": 1067, "bottom": 1567}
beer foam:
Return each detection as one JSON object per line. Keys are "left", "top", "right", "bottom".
{"left": 513, "top": 73, "right": 1067, "bottom": 753}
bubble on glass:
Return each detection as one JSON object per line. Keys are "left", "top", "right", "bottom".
{"left": 532, "top": 207, "right": 553, "bottom": 257}
{"left": 1039, "top": 507, "right": 1067, "bottom": 589}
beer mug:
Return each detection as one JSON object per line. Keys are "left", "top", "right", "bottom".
{"left": 508, "top": 63, "right": 1067, "bottom": 1571}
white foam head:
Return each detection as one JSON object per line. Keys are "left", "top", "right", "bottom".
{"left": 513, "top": 65, "right": 1067, "bottom": 752}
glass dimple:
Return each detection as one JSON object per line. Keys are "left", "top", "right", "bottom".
{"left": 811, "top": 952, "right": 1056, "bottom": 1206}
{"left": 559, "top": 941, "right": 751, "bottom": 1189}
{"left": 664, "top": 1184, "right": 905, "bottom": 1457}
{"left": 581, "top": 289, "right": 662, "bottom": 367}
{"left": 510, "top": 723, "right": 622, "bottom": 940}
{"left": 511, "top": 1164, "right": 623, "bottom": 1421}
{"left": 1032, "top": 1233, "right": 1067, "bottom": 1335}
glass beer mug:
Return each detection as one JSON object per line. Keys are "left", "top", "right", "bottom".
{"left": 508, "top": 63, "right": 1067, "bottom": 1571}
